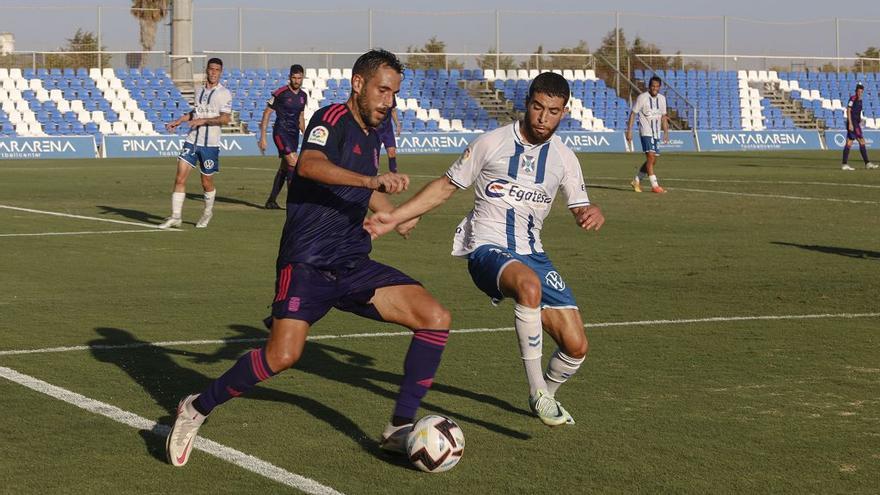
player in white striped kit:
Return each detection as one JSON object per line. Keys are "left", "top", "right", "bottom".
{"left": 365, "top": 73, "right": 605, "bottom": 426}
{"left": 159, "top": 57, "right": 233, "bottom": 229}
{"left": 625, "top": 75, "right": 669, "bottom": 193}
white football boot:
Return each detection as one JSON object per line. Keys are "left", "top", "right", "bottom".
{"left": 166, "top": 394, "right": 206, "bottom": 467}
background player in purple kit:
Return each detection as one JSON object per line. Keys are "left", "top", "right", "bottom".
{"left": 166, "top": 49, "right": 450, "bottom": 467}
{"left": 259, "top": 64, "right": 308, "bottom": 209}
{"left": 376, "top": 95, "right": 401, "bottom": 172}
{"left": 841, "top": 82, "right": 878, "bottom": 171}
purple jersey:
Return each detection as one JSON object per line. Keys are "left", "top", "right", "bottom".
{"left": 279, "top": 103, "right": 380, "bottom": 270}
{"left": 268, "top": 85, "right": 308, "bottom": 135}
{"left": 847, "top": 95, "right": 863, "bottom": 126}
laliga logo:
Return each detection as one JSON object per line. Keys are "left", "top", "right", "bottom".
{"left": 485, "top": 179, "right": 508, "bottom": 198}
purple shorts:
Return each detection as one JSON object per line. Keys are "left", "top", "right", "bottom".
{"left": 273, "top": 131, "right": 300, "bottom": 158}
{"left": 377, "top": 125, "right": 396, "bottom": 149}
{"left": 846, "top": 125, "right": 863, "bottom": 141}
{"left": 271, "top": 259, "right": 420, "bottom": 324}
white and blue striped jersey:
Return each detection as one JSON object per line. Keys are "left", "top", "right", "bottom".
{"left": 185, "top": 83, "right": 232, "bottom": 147}
{"left": 632, "top": 92, "right": 666, "bottom": 139}
{"left": 446, "top": 121, "right": 591, "bottom": 257}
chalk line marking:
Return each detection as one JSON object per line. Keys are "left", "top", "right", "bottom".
{"left": 0, "top": 366, "right": 344, "bottom": 495}
{"left": 1, "top": 312, "right": 877, "bottom": 357}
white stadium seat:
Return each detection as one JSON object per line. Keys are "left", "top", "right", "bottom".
{"left": 28, "top": 122, "right": 43, "bottom": 135}
{"left": 91, "top": 110, "right": 105, "bottom": 123}
{"left": 405, "top": 98, "right": 418, "bottom": 109}
{"left": 573, "top": 69, "right": 586, "bottom": 80}
{"left": 495, "top": 69, "right": 507, "bottom": 80}
{"left": 450, "top": 119, "right": 464, "bottom": 131}
{"left": 428, "top": 108, "right": 441, "bottom": 121}
{"left": 95, "top": 79, "right": 109, "bottom": 91}
{"left": 99, "top": 121, "right": 112, "bottom": 134}
{"left": 1, "top": 79, "right": 14, "bottom": 91}
{"left": 580, "top": 119, "right": 594, "bottom": 131}
{"left": 789, "top": 80, "right": 800, "bottom": 91}
{"left": 111, "top": 121, "right": 126, "bottom": 135}
{"left": 9, "top": 68, "right": 22, "bottom": 79}
{"left": 70, "top": 100, "right": 85, "bottom": 113}
{"left": 102, "top": 68, "right": 115, "bottom": 79}
{"left": 747, "top": 70, "right": 758, "bottom": 82}
{"left": 517, "top": 69, "right": 529, "bottom": 80}
{"left": 15, "top": 123, "right": 29, "bottom": 135}
{"left": 757, "top": 70, "right": 769, "bottom": 82}
{"left": 768, "top": 70, "right": 779, "bottom": 82}
{"left": 35, "top": 88, "right": 49, "bottom": 101}
{"left": 301, "top": 78, "right": 314, "bottom": 90}
{"left": 15, "top": 79, "right": 28, "bottom": 91}
{"left": 125, "top": 122, "right": 140, "bottom": 135}
{"left": 317, "top": 68, "right": 330, "bottom": 80}
{"left": 89, "top": 68, "right": 102, "bottom": 79}
{"left": 111, "top": 100, "right": 125, "bottom": 113}
{"left": 109, "top": 78, "right": 122, "bottom": 90}
{"left": 118, "top": 110, "right": 132, "bottom": 123}
{"left": 737, "top": 70, "right": 747, "bottom": 79}
{"left": 56, "top": 100, "right": 71, "bottom": 113}
{"left": 329, "top": 68, "right": 342, "bottom": 79}
{"left": 305, "top": 68, "right": 318, "bottom": 80}
{"left": 416, "top": 108, "right": 428, "bottom": 120}
{"left": 124, "top": 99, "right": 138, "bottom": 111}
{"left": 342, "top": 68, "right": 352, "bottom": 79}
{"left": 584, "top": 69, "right": 597, "bottom": 80}
{"left": 483, "top": 69, "right": 495, "bottom": 81}
{"left": 438, "top": 118, "right": 451, "bottom": 131}
{"left": 582, "top": 108, "right": 593, "bottom": 120}
{"left": 0, "top": 68, "right": 8, "bottom": 78}
{"left": 528, "top": 69, "right": 539, "bottom": 79}
{"left": 22, "top": 110, "right": 37, "bottom": 124}
{"left": 778, "top": 80, "right": 790, "bottom": 91}
{"left": 132, "top": 109, "right": 146, "bottom": 123}
{"left": 28, "top": 79, "right": 42, "bottom": 91}
{"left": 77, "top": 112, "right": 91, "bottom": 124}
{"left": 141, "top": 121, "right": 156, "bottom": 134}
{"left": 116, "top": 88, "right": 131, "bottom": 101}
{"left": 562, "top": 69, "right": 574, "bottom": 80}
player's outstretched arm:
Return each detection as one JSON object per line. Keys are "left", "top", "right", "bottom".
{"left": 364, "top": 176, "right": 458, "bottom": 239}
{"left": 571, "top": 205, "right": 604, "bottom": 231}
{"left": 298, "top": 149, "right": 409, "bottom": 192}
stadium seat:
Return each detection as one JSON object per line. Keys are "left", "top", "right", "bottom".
{"left": 102, "top": 68, "right": 115, "bottom": 79}
{"left": 111, "top": 121, "right": 126, "bottom": 134}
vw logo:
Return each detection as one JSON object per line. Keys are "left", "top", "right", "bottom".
{"left": 544, "top": 271, "right": 566, "bottom": 291}
{"left": 203, "top": 159, "right": 215, "bottom": 170}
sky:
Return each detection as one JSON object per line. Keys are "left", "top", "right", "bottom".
{"left": 2, "top": 1, "right": 879, "bottom": 68}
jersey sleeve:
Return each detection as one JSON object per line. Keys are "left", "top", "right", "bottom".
{"left": 445, "top": 134, "right": 488, "bottom": 189}
{"left": 631, "top": 94, "right": 643, "bottom": 114}
{"left": 659, "top": 95, "right": 668, "bottom": 115}
{"left": 267, "top": 93, "right": 276, "bottom": 109}
{"left": 847, "top": 96, "right": 855, "bottom": 108}
{"left": 300, "top": 106, "right": 345, "bottom": 163}
{"left": 560, "top": 149, "right": 591, "bottom": 209}
{"left": 216, "top": 89, "right": 232, "bottom": 114}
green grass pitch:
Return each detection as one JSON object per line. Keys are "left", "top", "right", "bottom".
{"left": 0, "top": 151, "right": 878, "bottom": 493}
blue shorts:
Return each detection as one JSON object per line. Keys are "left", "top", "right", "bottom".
{"left": 467, "top": 244, "right": 578, "bottom": 309}
{"left": 178, "top": 142, "right": 220, "bottom": 175}
{"left": 273, "top": 131, "right": 300, "bottom": 158}
{"left": 270, "top": 258, "right": 421, "bottom": 325}
{"left": 846, "top": 126, "right": 863, "bottom": 141}
{"left": 640, "top": 135, "right": 660, "bottom": 155}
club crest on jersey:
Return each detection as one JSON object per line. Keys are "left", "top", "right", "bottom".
{"left": 545, "top": 271, "right": 566, "bottom": 291}
{"left": 485, "top": 179, "right": 508, "bottom": 198}
{"left": 307, "top": 126, "right": 329, "bottom": 146}
{"left": 520, "top": 155, "right": 536, "bottom": 173}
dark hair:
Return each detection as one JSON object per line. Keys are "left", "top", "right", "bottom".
{"left": 289, "top": 64, "right": 304, "bottom": 75}
{"left": 352, "top": 49, "right": 404, "bottom": 81}
{"left": 206, "top": 57, "right": 223, "bottom": 68}
{"left": 527, "top": 72, "right": 570, "bottom": 105}
{"left": 856, "top": 82, "right": 864, "bottom": 90}
{"left": 649, "top": 75, "right": 662, "bottom": 86}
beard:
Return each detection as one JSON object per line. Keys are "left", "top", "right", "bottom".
{"left": 522, "top": 116, "right": 559, "bottom": 143}
{"left": 356, "top": 91, "right": 383, "bottom": 128}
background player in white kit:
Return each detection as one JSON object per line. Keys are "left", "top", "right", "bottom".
{"left": 625, "top": 75, "right": 669, "bottom": 193}
{"left": 159, "top": 57, "right": 232, "bottom": 229}
{"left": 366, "top": 72, "right": 604, "bottom": 426}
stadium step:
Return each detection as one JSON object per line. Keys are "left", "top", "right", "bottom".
{"left": 463, "top": 80, "right": 519, "bottom": 125}
{"left": 760, "top": 85, "right": 820, "bottom": 130}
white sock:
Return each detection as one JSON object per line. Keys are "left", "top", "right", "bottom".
{"left": 649, "top": 174, "right": 659, "bottom": 187}
{"left": 545, "top": 349, "right": 584, "bottom": 397}
{"left": 171, "top": 192, "right": 185, "bottom": 219}
{"left": 204, "top": 189, "right": 216, "bottom": 214}
{"left": 636, "top": 171, "right": 647, "bottom": 182}
{"left": 514, "top": 303, "right": 547, "bottom": 396}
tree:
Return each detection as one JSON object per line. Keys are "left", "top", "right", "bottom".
{"left": 476, "top": 47, "right": 516, "bottom": 70}
{"left": 854, "top": 46, "right": 880, "bottom": 73}
{"left": 405, "top": 37, "right": 463, "bottom": 70}
{"left": 130, "top": 0, "right": 169, "bottom": 68}
{"left": 592, "top": 28, "right": 628, "bottom": 91}
{"left": 43, "top": 29, "right": 110, "bottom": 69}
{"left": 545, "top": 40, "right": 591, "bottom": 70}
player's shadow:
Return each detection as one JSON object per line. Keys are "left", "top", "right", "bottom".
{"left": 772, "top": 241, "right": 880, "bottom": 260}
{"left": 184, "top": 192, "right": 263, "bottom": 210}
{"left": 96, "top": 205, "right": 166, "bottom": 224}
{"left": 203, "top": 324, "right": 533, "bottom": 438}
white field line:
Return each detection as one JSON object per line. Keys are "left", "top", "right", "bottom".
{"left": 588, "top": 176, "right": 880, "bottom": 189}
{"left": 0, "top": 204, "right": 162, "bottom": 228}
{"left": 0, "top": 229, "right": 173, "bottom": 238}
{"left": 1, "top": 312, "right": 877, "bottom": 358}
{"left": 666, "top": 187, "right": 880, "bottom": 205}
{"left": 0, "top": 366, "right": 344, "bottom": 495}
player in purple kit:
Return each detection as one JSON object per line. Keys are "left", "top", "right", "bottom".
{"left": 259, "top": 64, "right": 308, "bottom": 208}
{"left": 166, "top": 49, "right": 451, "bottom": 467}
{"left": 376, "top": 95, "right": 401, "bottom": 172}
{"left": 841, "top": 82, "right": 878, "bottom": 171}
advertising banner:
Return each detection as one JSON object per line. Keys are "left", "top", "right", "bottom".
{"left": 103, "top": 134, "right": 262, "bottom": 158}
{"left": 696, "top": 130, "right": 823, "bottom": 152}
{"left": 0, "top": 136, "right": 97, "bottom": 160}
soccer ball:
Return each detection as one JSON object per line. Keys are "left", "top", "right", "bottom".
{"left": 406, "top": 415, "right": 465, "bottom": 473}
